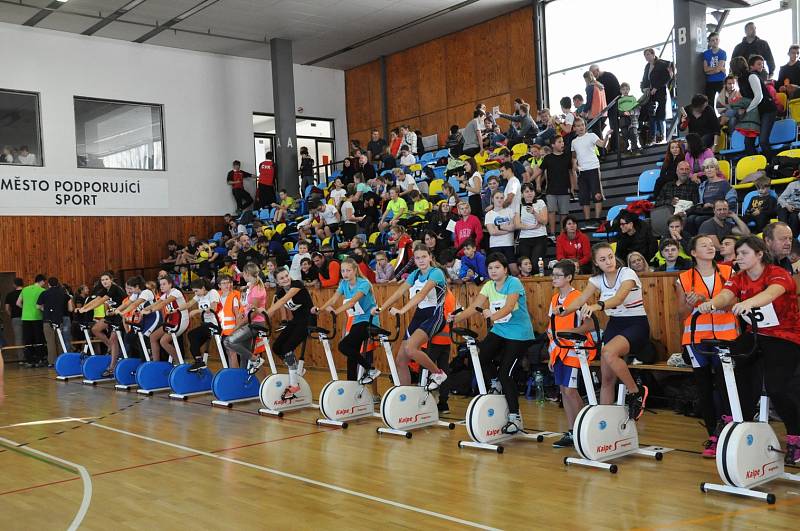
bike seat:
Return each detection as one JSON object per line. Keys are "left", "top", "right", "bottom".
{"left": 205, "top": 323, "right": 222, "bottom": 334}
{"left": 700, "top": 338, "right": 736, "bottom": 349}
{"left": 452, "top": 327, "right": 479, "bottom": 339}
{"left": 78, "top": 323, "right": 93, "bottom": 331}
{"left": 367, "top": 325, "right": 390, "bottom": 337}
{"left": 249, "top": 323, "right": 270, "bottom": 336}
{"left": 307, "top": 326, "right": 330, "bottom": 335}
{"left": 556, "top": 332, "right": 587, "bottom": 342}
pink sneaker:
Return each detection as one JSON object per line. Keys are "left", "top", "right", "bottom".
{"left": 786, "top": 435, "right": 800, "bottom": 465}
{"left": 702, "top": 436, "right": 718, "bottom": 458}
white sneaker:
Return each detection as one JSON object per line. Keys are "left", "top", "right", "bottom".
{"left": 426, "top": 371, "right": 448, "bottom": 391}
{"left": 490, "top": 378, "right": 503, "bottom": 394}
{"left": 247, "top": 357, "right": 264, "bottom": 375}
{"left": 360, "top": 368, "right": 381, "bottom": 384}
{"left": 296, "top": 360, "right": 306, "bottom": 377}
{"left": 503, "top": 413, "right": 523, "bottom": 434}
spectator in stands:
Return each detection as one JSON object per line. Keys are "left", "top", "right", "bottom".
{"left": 17, "top": 145, "right": 37, "bottom": 165}
{"left": 498, "top": 102, "right": 536, "bottom": 146}
{"left": 764, "top": 221, "right": 795, "bottom": 273}
{"left": 667, "top": 215, "right": 692, "bottom": 254}
{"left": 697, "top": 199, "right": 750, "bottom": 249}
{"left": 367, "top": 130, "right": 387, "bottom": 163}
{"left": 778, "top": 177, "right": 800, "bottom": 234}
{"left": 652, "top": 140, "right": 685, "bottom": 199}
{"left": 235, "top": 234, "right": 261, "bottom": 270}
{"left": 617, "top": 82, "right": 641, "bottom": 153}
{"left": 458, "top": 239, "right": 487, "bottom": 283}
{"left": 4, "top": 277, "right": 23, "bottom": 345}
{"left": 653, "top": 239, "right": 691, "bottom": 272}
{"left": 272, "top": 189, "right": 295, "bottom": 223}
{"left": 440, "top": 249, "right": 462, "bottom": 283}
{"left": 731, "top": 22, "right": 775, "bottom": 78}
{"left": 379, "top": 144, "right": 397, "bottom": 171}
{"left": 299, "top": 147, "right": 316, "bottom": 194}
{"left": 313, "top": 250, "right": 341, "bottom": 288}
{"left": 256, "top": 151, "right": 276, "bottom": 209}
{"left": 533, "top": 135, "right": 573, "bottom": 234}
{"left": 399, "top": 125, "right": 417, "bottom": 156}
{"left": 454, "top": 200, "right": 483, "bottom": 252}
{"left": 590, "top": 64, "right": 621, "bottom": 151}
{"left": 716, "top": 75, "right": 741, "bottom": 130}
{"left": 398, "top": 146, "right": 416, "bottom": 167}
{"left": 341, "top": 157, "right": 356, "bottom": 184}
{"left": 718, "top": 234, "right": 738, "bottom": 267}
{"left": 778, "top": 44, "right": 800, "bottom": 99}
{"left": 515, "top": 183, "right": 549, "bottom": 273}
{"left": 533, "top": 108, "right": 556, "bottom": 147}
{"left": 703, "top": 32, "right": 727, "bottom": 107}
{"left": 358, "top": 153, "right": 377, "bottom": 182}
{"left": 615, "top": 210, "right": 657, "bottom": 264}
{"left": 485, "top": 190, "right": 519, "bottom": 275}
{"left": 415, "top": 129, "right": 425, "bottom": 157}
{"left": 731, "top": 55, "right": 777, "bottom": 162}
{"left": 683, "top": 133, "right": 714, "bottom": 183}
{"left": 558, "top": 96, "right": 576, "bottom": 145}
{"left": 482, "top": 174, "right": 500, "bottom": 214}
{"left": 571, "top": 117, "right": 605, "bottom": 221}
{"left": 374, "top": 251, "right": 395, "bottom": 284}
{"left": 461, "top": 158, "right": 482, "bottom": 219}
{"left": 394, "top": 167, "right": 417, "bottom": 197}
{"left": 501, "top": 161, "right": 522, "bottom": 215}
{"left": 0, "top": 145, "right": 12, "bottom": 163}
{"left": 681, "top": 95, "right": 720, "bottom": 149}
{"left": 388, "top": 128, "right": 402, "bottom": 158}
{"left": 423, "top": 230, "right": 447, "bottom": 257}
{"left": 687, "top": 157, "right": 736, "bottom": 233}
{"left": 742, "top": 175, "right": 777, "bottom": 233}
{"left": 300, "top": 257, "right": 319, "bottom": 287}
{"left": 572, "top": 94, "right": 585, "bottom": 115}
{"left": 18, "top": 274, "right": 47, "bottom": 367}
{"left": 641, "top": 47, "right": 672, "bottom": 144}
{"left": 462, "top": 109, "right": 485, "bottom": 157}
{"left": 379, "top": 187, "right": 406, "bottom": 231}
{"left": 626, "top": 251, "right": 651, "bottom": 274}
{"left": 653, "top": 160, "right": 699, "bottom": 210}
{"left": 581, "top": 71, "right": 607, "bottom": 139}
{"left": 329, "top": 178, "right": 346, "bottom": 206}
{"left": 226, "top": 160, "right": 253, "bottom": 213}
{"left": 340, "top": 186, "right": 363, "bottom": 240}
{"left": 555, "top": 215, "right": 591, "bottom": 273}
{"left": 38, "top": 277, "right": 73, "bottom": 367}
{"left": 289, "top": 240, "right": 311, "bottom": 281}
{"left": 428, "top": 201, "right": 453, "bottom": 241}
{"left": 445, "top": 124, "right": 464, "bottom": 156}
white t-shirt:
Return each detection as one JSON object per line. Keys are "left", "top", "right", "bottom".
{"left": 571, "top": 132, "right": 601, "bottom": 171}
{"left": 399, "top": 154, "right": 416, "bottom": 166}
{"left": 588, "top": 267, "right": 646, "bottom": 317}
{"left": 519, "top": 200, "right": 547, "bottom": 238}
{"left": 321, "top": 204, "right": 339, "bottom": 225}
{"left": 130, "top": 289, "right": 155, "bottom": 312}
{"left": 504, "top": 176, "right": 522, "bottom": 216}
{"left": 165, "top": 288, "right": 190, "bottom": 324}
{"left": 341, "top": 200, "right": 356, "bottom": 224}
{"left": 485, "top": 208, "right": 515, "bottom": 248}
{"left": 290, "top": 252, "right": 311, "bottom": 280}
{"left": 195, "top": 289, "right": 221, "bottom": 324}
{"left": 468, "top": 171, "right": 482, "bottom": 197}
{"left": 329, "top": 188, "right": 346, "bottom": 205}
{"left": 17, "top": 153, "right": 37, "bottom": 165}
{"left": 398, "top": 174, "right": 418, "bottom": 193}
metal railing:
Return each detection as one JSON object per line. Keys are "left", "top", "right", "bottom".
{"left": 586, "top": 95, "right": 623, "bottom": 168}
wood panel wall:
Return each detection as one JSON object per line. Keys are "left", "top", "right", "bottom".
{"left": 345, "top": 6, "right": 537, "bottom": 150}
{"left": 252, "top": 273, "right": 682, "bottom": 373}
{"left": 0, "top": 216, "right": 220, "bottom": 286}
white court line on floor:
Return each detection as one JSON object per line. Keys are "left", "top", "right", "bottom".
{"left": 77, "top": 419, "right": 502, "bottom": 531}
{"left": 0, "top": 435, "right": 92, "bottom": 531}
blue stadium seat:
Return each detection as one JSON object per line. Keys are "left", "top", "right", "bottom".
{"left": 768, "top": 119, "right": 797, "bottom": 149}
{"left": 419, "top": 152, "right": 435, "bottom": 165}
{"left": 625, "top": 169, "right": 660, "bottom": 202}
{"left": 741, "top": 189, "right": 778, "bottom": 227}
{"left": 434, "top": 148, "right": 449, "bottom": 159}
{"left": 591, "top": 204, "right": 627, "bottom": 240}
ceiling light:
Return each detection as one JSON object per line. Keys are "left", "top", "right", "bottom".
{"left": 57, "top": 0, "right": 69, "bottom": 3}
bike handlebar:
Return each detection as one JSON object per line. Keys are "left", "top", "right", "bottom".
{"left": 690, "top": 310, "right": 758, "bottom": 358}
{"left": 549, "top": 312, "right": 601, "bottom": 350}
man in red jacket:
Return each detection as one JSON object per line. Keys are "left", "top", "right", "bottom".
{"left": 256, "top": 152, "right": 277, "bottom": 209}
{"left": 454, "top": 201, "right": 483, "bottom": 253}
{"left": 226, "top": 160, "right": 253, "bottom": 213}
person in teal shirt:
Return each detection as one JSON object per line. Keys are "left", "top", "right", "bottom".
{"left": 18, "top": 274, "right": 47, "bottom": 367}
{"left": 452, "top": 252, "right": 535, "bottom": 434}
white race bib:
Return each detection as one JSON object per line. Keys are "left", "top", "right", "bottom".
{"left": 741, "top": 304, "right": 780, "bottom": 329}
{"left": 343, "top": 298, "right": 364, "bottom": 317}
{"left": 490, "top": 297, "right": 512, "bottom": 324}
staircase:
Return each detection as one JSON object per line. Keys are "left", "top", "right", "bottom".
{"left": 599, "top": 145, "right": 665, "bottom": 208}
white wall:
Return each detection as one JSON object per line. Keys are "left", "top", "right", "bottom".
{"left": 0, "top": 23, "right": 348, "bottom": 216}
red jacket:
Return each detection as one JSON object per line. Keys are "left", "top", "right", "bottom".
{"left": 359, "top": 262, "right": 377, "bottom": 284}
{"left": 556, "top": 231, "right": 591, "bottom": 266}
{"left": 454, "top": 215, "right": 483, "bottom": 251}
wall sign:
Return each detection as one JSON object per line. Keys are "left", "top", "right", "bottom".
{"left": 0, "top": 175, "right": 169, "bottom": 208}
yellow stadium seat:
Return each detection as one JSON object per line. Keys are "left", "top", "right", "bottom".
{"left": 275, "top": 223, "right": 286, "bottom": 234}
{"left": 775, "top": 92, "right": 787, "bottom": 116}
{"left": 409, "top": 163, "right": 422, "bottom": 173}
{"left": 512, "top": 143, "right": 528, "bottom": 158}
{"left": 769, "top": 149, "right": 800, "bottom": 186}
{"left": 390, "top": 258, "right": 397, "bottom": 267}
{"left": 428, "top": 178, "right": 445, "bottom": 197}
{"left": 789, "top": 99, "right": 800, "bottom": 123}
{"left": 475, "top": 151, "right": 499, "bottom": 171}
{"left": 715, "top": 130, "right": 727, "bottom": 155}
{"left": 459, "top": 155, "right": 469, "bottom": 160}
{"left": 322, "top": 237, "right": 330, "bottom": 247}
{"left": 732, "top": 155, "right": 767, "bottom": 190}
{"left": 718, "top": 159, "right": 731, "bottom": 181}
{"left": 283, "top": 242, "right": 293, "bottom": 252}
{"left": 368, "top": 232, "right": 380, "bottom": 244}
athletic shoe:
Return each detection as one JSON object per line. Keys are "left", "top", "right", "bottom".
{"left": 626, "top": 385, "right": 649, "bottom": 421}
{"left": 552, "top": 431, "right": 574, "bottom": 448}
{"left": 785, "top": 435, "right": 800, "bottom": 465}
{"left": 426, "top": 371, "right": 448, "bottom": 391}
{"left": 281, "top": 384, "right": 301, "bottom": 401}
{"left": 188, "top": 359, "right": 207, "bottom": 372}
{"left": 489, "top": 378, "right": 503, "bottom": 394}
{"left": 296, "top": 360, "right": 306, "bottom": 378}
{"left": 360, "top": 368, "right": 381, "bottom": 385}
{"left": 101, "top": 369, "right": 114, "bottom": 378}
{"left": 502, "top": 413, "right": 523, "bottom": 435}
{"left": 437, "top": 402, "right": 450, "bottom": 414}
{"left": 246, "top": 356, "right": 264, "bottom": 375}
{"left": 702, "top": 436, "right": 718, "bottom": 458}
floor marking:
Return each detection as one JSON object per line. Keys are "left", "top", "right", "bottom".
{"left": 0, "top": 435, "right": 91, "bottom": 531}
{"left": 0, "top": 417, "right": 98, "bottom": 429}
{"left": 79, "top": 419, "right": 502, "bottom": 530}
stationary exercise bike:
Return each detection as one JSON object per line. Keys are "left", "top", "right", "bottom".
{"left": 53, "top": 321, "right": 92, "bottom": 381}
{"left": 136, "top": 323, "right": 175, "bottom": 396}
{"left": 316, "top": 313, "right": 383, "bottom": 428}
{"left": 451, "top": 309, "right": 545, "bottom": 453}
{"left": 376, "top": 315, "right": 455, "bottom": 438}
{"left": 82, "top": 318, "right": 118, "bottom": 385}
{"left": 551, "top": 314, "right": 663, "bottom": 473}
{"left": 691, "top": 312, "right": 800, "bottom": 504}
{"left": 114, "top": 322, "right": 145, "bottom": 391}
{"left": 257, "top": 315, "right": 315, "bottom": 418}
{"left": 168, "top": 318, "right": 214, "bottom": 400}
{"left": 211, "top": 312, "right": 261, "bottom": 408}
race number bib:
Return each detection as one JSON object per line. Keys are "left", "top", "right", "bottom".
{"left": 343, "top": 298, "right": 364, "bottom": 317}
{"left": 741, "top": 303, "right": 780, "bottom": 329}
{"left": 490, "top": 298, "right": 512, "bottom": 324}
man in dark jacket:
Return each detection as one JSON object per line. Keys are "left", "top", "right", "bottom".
{"left": 614, "top": 210, "right": 658, "bottom": 263}
{"left": 591, "top": 64, "right": 621, "bottom": 151}
{"left": 732, "top": 22, "right": 775, "bottom": 77}
{"left": 641, "top": 48, "right": 673, "bottom": 144}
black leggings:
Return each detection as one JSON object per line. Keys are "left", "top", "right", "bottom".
{"left": 517, "top": 236, "right": 548, "bottom": 273}
{"left": 479, "top": 332, "right": 527, "bottom": 414}
{"left": 272, "top": 321, "right": 308, "bottom": 360}
{"left": 187, "top": 325, "right": 212, "bottom": 361}
{"left": 337, "top": 321, "right": 374, "bottom": 380}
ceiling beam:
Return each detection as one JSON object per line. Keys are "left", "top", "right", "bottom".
{"left": 81, "top": 0, "right": 148, "bottom": 36}
{"left": 22, "top": 0, "right": 67, "bottom": 27}
{"left": 132, "top": 0, "right": 220, "bottom": 44}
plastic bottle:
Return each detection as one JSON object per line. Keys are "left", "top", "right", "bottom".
{"left": 537, "top": 257, "right": 545, "bottom": 276}
{"left": 534, "top": 370, "right": 545, "bottom": 404}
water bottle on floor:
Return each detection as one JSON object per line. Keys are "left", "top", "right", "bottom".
{"left": 534, "top": 370, "right": 545, "bottom": 404}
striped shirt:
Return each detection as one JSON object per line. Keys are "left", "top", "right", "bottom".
{"left": 588, "top": 267, "right": 646, "bottom": 318}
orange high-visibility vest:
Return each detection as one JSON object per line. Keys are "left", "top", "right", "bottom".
{"left": 547, "top": 290, "right": 595, "bottom": 368}
{"left": 678, "top": 265, "right": 738, "bottom": 346}
{"left": 219, "top": 290, "right": 242, "bottom": 337}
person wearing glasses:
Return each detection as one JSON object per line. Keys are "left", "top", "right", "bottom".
{"left": 613, "top": 210, "right": 657, "bottom": 264}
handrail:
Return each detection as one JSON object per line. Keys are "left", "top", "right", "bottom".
{"left": 585, "top": 94, "right": 621, "bottom": 132}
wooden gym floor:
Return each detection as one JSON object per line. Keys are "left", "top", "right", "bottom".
{"left": 1, "top": 363, "right": 799, "bottom": 531}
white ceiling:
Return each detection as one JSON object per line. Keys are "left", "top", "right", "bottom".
{"left": 0, "top": 0, "right": 530, "bottom": 69}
